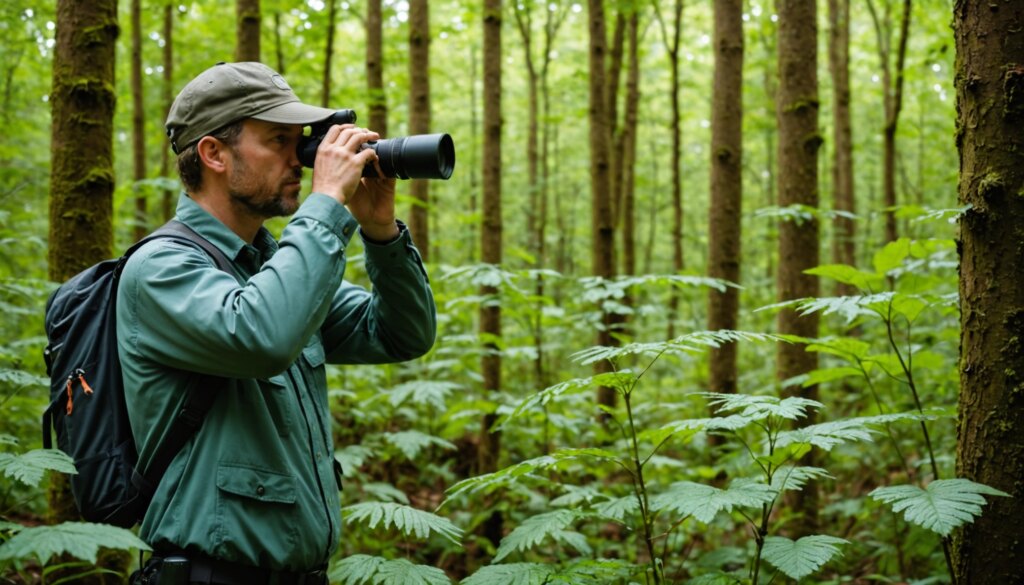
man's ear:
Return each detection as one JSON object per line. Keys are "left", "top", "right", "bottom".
{"left": 197, "top": 136, "right": 230, "bottom": 175}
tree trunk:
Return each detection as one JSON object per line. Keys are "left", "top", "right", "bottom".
{"left": 160, "top": 1, "right": 174, "bottom": 222}
{"left": 408, "top": 0, "right": 431, "bottom": 260}
{"left": 707, "top": 0, "right": 743, "bottom": 395}
{"left": 828, "top": 0, "right": 855, "bottom": 294}
{"left": 365, "top": 0, "right": 387, "bottom": 136}
{"left": 479, "top": 0, "right": 503, "bottom": 549}
{"left": 321, "top": 0, "right": 336, "bottom": 106}
{"left": 588, "top": 0, "right": 616, "bottom": 411}
{"left": 235, "top": 0, "right": 260, "bottom": 62}
{"left": 621, "top": 11, "right": 640, "bottom": 284}
{"left": 131, "top": 0, "right": 146, "bottom": 242}
{"left": 952, "top": 0, "right": 1024, "bottom": 582}
{"left": 775, "top": 0, "right": 821, "bottom": 537}
{"left": 273, "top": 11, "right": 285, "bottom": 74}
{"left": 49, "top": 0, "right": 123, "bottom": 581}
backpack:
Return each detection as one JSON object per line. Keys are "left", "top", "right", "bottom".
{"left": 42, "top": 220, "right": 233, "bottom": 527}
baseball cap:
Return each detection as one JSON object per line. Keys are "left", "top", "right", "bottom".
{"left": 166, "top": 61, "right": 336, "bottom": 154}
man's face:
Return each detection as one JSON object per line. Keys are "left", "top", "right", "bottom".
{"left": 225, "top": 119, "right": 304, "bottom": 218}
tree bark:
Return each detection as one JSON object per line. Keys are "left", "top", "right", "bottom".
{"left": 49, "top": 1, "right": 123, "bottom": 581}
{"left": 160, "top": 1, "right": 175, "bottom": 222}
{"left": 321, "top": 0, "right": 336, "bottom": 106}
{"left": 952, "top": 0, "right": 1024, "bottom": 582}
{"left": 588, "top": 0, "right": 616, "bottom": 411}
{"left": 775, "top": 0, "right": 821, "bottom": 537}
{"left": 408, "top": 0, "right": 431, "bottom": 260}
{"left": 707, "top": 0, "right": 743, "bottom": 395}
{"left": 828, "top": 0, "right": 856, "bottom": 295}
{"left": 131, "top": 0, "right": 146, "bottom": 242}
{"left": 235, "top": 0, "right": 260, "bottom": 62}
{"left": 621, "top": 11, "right": 640, "bottom": 284}
{"left": 479, "top": 0, "right": 503, "bottom": 549}
{"left": 365, "top": 0, "right": 387, "bottom": 136}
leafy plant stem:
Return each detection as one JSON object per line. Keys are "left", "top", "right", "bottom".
{"left": 623, "top": 389, "right": 662, "bottom": 585}
{"left": 857, "top": 359, "right": 913, "bottom": 479}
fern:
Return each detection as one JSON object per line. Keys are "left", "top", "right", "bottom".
{"left": 701, "top": 393, "right": 823, "bottom": 422}
{"left": 768, "top": 467, "right": 833, "bottom": 492}
{"left": 0, "top": 449, "right": 76, "bottom": 487}
{"left": 761, "top": 535, "right": 848, "bottom": 580}
{"left": 342, "top": 502, "right": 463, "bottom": 545}
{"left": 460, "top": 563, "right": 555, "bottom": 585}
{"left": 335, "top": 444, "right": 375, "bottom": 475}
{"left": 330, "top": 554, "right": 451, "bottom": 585}
{"left": 0, "top": 368, "right": 48, "bottom": 390}
{"left": 571, "top": 330, "right": 784, "bottom": 366}
{"left": 386, "top": 381, "right": 461, "bottom": 411}
{"left": 650, "top": 480, "right": 777, "bottom": 524}
{"left": 382, "top": 430, "right": 456, "bottom": 460}
{"left": 594, "top": 495, "right": 639, "bottom": 522}
{"left": 0, "top": 522, "right": 150, "bottom": 565}
{"left": 501, "top": 372, "right": 635, "bottom": 429}
{"left": 493, "top": 510, "right": 588, "bottom": 562}
{"left": 774, "top": 412, "right": 928, "bottom": 451}
{"left": 869, "top": 479, "right": 1010, "bottom": 536}
{"left": 444, "top": 449, "right": 614, "bottom": 503}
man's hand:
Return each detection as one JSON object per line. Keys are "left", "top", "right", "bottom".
{"left": 310, "top": 124, "right": 398, "bottom": 241}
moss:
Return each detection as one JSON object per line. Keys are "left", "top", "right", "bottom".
{"left": 803, "top": 133, "right": 824, "bottom": 153}
{"left": 784, "top": 98, "right": 820, "bottom": 114}
{"left": 77, "top": 22, "right": 119, "bottom": 48}
{"left": 978, "top": 172, "right": 1006, "bottom": 200}
{"left": 70, "top": 166, "right": 114, "bottom": 192}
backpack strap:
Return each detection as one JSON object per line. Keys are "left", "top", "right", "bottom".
{"left": 115, "top": 220, "right": 234, "bottom": 521}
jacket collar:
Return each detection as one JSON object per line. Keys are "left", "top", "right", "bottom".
{"left": 174, "top": 193, "right": 279, "bottom": 265}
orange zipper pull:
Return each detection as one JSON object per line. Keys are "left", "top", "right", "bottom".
{"left": 65, "top": 375, "right": 75, "bottom": 415}
{"left": 77, "top": 371, "right": 94, "bottom": 395}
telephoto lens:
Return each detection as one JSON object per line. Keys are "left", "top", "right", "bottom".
{"left": 298, "top": 110, "right": 455, "bottom": 180}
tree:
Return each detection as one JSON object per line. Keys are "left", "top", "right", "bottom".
{"left": 775, "top": 0, "right": 821, "bottom": 536}
{"left": 407, "top": 0, "right": 431, "bottom": 260}
{"left": 235, "top": 0, "right": 260, "bottom": 62}
{"left": 322, "top": 0, "right": 337, "bottom": 106}
{"left": 160, "top": 1, "right": 175, "bottom": 221}
{"left": 365, "top": 0, "right": 387, "bottom": 136}
{"left": 707, "top": 0, "right": 743, "bottom": 395}
{"left": 478, "top": 0, "right": 504, "bottom": 549}
{"left": 952, "top": 0, "right": 1024, "bottom": 582}
{"left": 619, "top": 10, "right": 640, "bottom": 285}
{"left": 866, "top": 0, "right": 912, "bottom": 243}
{"left": 130, "top": 0, "right": 146, "bottom": 241}
{"left": 827, "top": 0, "right": 856, "bottom": 293}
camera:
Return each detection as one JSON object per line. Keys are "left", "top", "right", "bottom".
{"left": 298, "top": 109, "right": 455, "bottom": 180}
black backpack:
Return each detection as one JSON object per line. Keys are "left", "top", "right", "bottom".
{"left": 42, "top": 220, "right": 233, "bottom": 527}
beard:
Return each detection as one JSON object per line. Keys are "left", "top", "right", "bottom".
{"left": 228, "top": 155, "right": 303, "bottom": 218}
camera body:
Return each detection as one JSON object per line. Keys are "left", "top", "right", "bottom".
{"left": 298, "top": 109, "right": 454, "bottom": 180}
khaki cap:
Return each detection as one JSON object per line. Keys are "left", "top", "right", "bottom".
{"left": 166, "top": 61, "right": 336, "bottom": 153}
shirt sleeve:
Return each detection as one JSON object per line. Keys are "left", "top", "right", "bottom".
{"left": 118, "top": 195, "right": 356, "bottom": 379}
{"left": 321, "top": 221, "right": 437, "bottom": 364}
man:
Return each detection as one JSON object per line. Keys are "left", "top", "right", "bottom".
{"left": 120, "top": 61, "right": 436, "bottom": 584}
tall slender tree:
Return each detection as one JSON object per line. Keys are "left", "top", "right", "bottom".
{"left": 322, "top": 0, "right": 337, "bottom": 106}
{"left": 707, "top": 0, "right": 743, "bottom": 395}
{"left": 828, "top": 0, "right": 856, "bottom": 291}
{"left": 478, "top": 0, "right": 504, "bottom": 549}
{"left": 407, "top": 0, "right": 431, "bottom": 260}
{"left": 365, "top": 0, "right": 387, "bottom": 136}
{"left": 160, "top": 1, "right": 175, "bottom": 221}
{"left": 235, "top": 0, "right": 260, "bottom": 62}
{"left": 775, "top": 0, "right": 821, "bottom": 536}
{"left": 620, "top": 10, "right": 640, "bottom": 285}
{"left": 130, "top": 0, "right": 146, "bottom": 241}
{"left": 952, "top": 0, "right": 1024, "bottom": 582}
{"left": 866, "top": 0, "right": 911, "bottom": 243}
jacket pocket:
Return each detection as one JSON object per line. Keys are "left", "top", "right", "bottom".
{"left": 258, "top": 374, "right": 292, "bottom": 437}
{"left": 214, "top": 463, "right": 298, "bottom": 559}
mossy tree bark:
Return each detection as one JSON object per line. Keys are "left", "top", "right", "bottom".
{"left": 775, "top": 0, "right": 821, "bottom": 537}
{"left": 49, "top": 0, "right": 124, "bottom": 582}
{"left": 827, "top": 0, "right": 856, "bottom": 294}
{"left": 952, "top": 0, "right": 1024, "bottom": 582}
{"left": 707, "top": 0, "right": 743, "bottom": 396}
{"left": 130, "top": 0, "right": 146, "bottom": 241}
{"left": 407, "top": 0, "right": 431, "bottom": 261}
{"left": 478, "top": 0, "right": 504, "bottom": 549}
{"left": 365, "top": 0, "right": 387, "bottom": 137}
{"left": 234, "top": 0, "right": 260, "bottom": 62}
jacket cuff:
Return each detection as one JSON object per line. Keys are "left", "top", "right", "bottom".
{"left": 295, "top": 193, "right": 360, "bottom": 245}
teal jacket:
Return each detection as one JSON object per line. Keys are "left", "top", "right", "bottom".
{"left": 116, "top": 193, "right": 435, "bottom": 571}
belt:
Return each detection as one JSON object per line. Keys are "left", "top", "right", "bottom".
{"left": 147, "top": 554, "right": 328, "bottom": 585}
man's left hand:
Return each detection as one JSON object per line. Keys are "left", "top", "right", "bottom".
{"left": 348, "top": 159, "right": 399, "bottom": 242}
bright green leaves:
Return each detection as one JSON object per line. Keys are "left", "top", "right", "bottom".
{"left": 775, "top": 412, "right": 931, "bottom": 451}
{"left": 381, "top": 430, "right": 456, "bottom": 461}
{"left": 342, "top": 502, "right": 463, "bottom": 545}
{"left": 650, "top": 480, "right": 777, "bottom": 524}
{"left": 0, "top": 522, "right": 150, "bottom": 565}
{"left": 761, "top": 535, "right": 849, "bottom": 580}
{"left": 0, "top": 448, "right": 76, "bottom": 487}
{"left": 460, "top": 563, "right": 555, "bottom": 585}
{"left": 702, "top": 392, "right": 822, "bottom": 421}
{"left": 493, "top": 510, "right": 590, "bottom": 562}
{"left": 329, "top": 555, "right": 452, "bottom": 585}
{"left": 869, "top": 479, "right": 1010, "bottom": 536}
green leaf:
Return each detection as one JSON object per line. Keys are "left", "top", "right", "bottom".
{"left": 650, "top": 481, "right": 777, "bottom": 524}
{"left": 800, "top": 366, "right": 864, "bottom": 387}
{"left": 500, "top": 373, "right": 636, "bottom": 430}
{"left": 374, "top": 558, "right": 451, "bottom": 584}
{"left": 775, "top": 412, "right": 926, "bottom": 451}
{"left": 874, "top": 238, "right": 912, "bottom": 274}
{"left": 0, "top": 522, "right": 150, "bottom": 565}
{"left": 362, "top": 483, "right": 410, "bottom": 504}
{"left": 444, "top": 450, "right": 596, "bottom": 503}
{"left": 330, "top": 554, "right": 385, "bottom": 585}
{"left": 594, "top": 495, "right": 640, "bottom": 522}
{"left": 570, "top": 330, "right": 783, "bottom": 366}
{"left": 336, "top": 445, "right": 375, "bottom": 476}
{"left": 343, "top": 502, "right": 463, "bottom": 545}
{"left": 769, "top": 467, "right": 833, "bottom": 492}
{"left": 684, "top": 573, "right": 744, "bottom": 585}
{"left": 387, "top": 381, "right": 461, "bottom": 411}
{"left": 869, "top": 479, "right": 1011, "bottom": 536}
{"left": 0, "top": 449, "right": 76, "bottom": 487}
{"left": 805, "top": 264, "right": 884, "bottom": 291}
{"left": 493, "top": 510, "right": 583, "bottom": 562}
{"left": 762, "top": 535, "right": 848, "bottom": 580}
{"left": 461, "top": 563, "right": 555, "bottom": 585}
{"left": 700, "top": 393, "right": 823, "bottom": 421}
{"left": 382, "top": 430, "right": 457, "bottom": 461}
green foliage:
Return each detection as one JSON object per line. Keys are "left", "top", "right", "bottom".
{"left": 329, "top": 554, "right": 452, "bottom": 585}
{"left": 0, "top": 522, "right": 150, "bottom": 565}
{"left": 869, "top": 479, "right": 1010, "bottom": 537}
{"left": 493, "top": 510, "right": 590, "bottom": 562}
{"left": 650, "top": 480, "right": 777, "bottom": 524}
{"left": 459, "top": 563, "right": 555, "bottom": 585}
{"left": 761, "top": 535, "right": 849, "bottom": 580}
{"left": 0, "top": 449, "right": 76, "bottom": 487}
{"left": 342, "top": 502, "right": 463, "bottom": 545}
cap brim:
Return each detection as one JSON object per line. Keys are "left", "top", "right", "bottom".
{"left": 251, "top": 101, "right": 338, "bottom": 125}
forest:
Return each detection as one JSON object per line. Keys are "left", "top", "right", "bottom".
{"left": 0, "top": 0, "right": 1022, "bottom": 583}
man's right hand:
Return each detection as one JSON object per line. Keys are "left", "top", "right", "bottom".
{"left": 310, "top": 124, "right": 381, "bottom": 205}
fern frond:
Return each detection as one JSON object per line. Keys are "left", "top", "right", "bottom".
{"left": 382, "top": 430, "right": 456, "bottom": 461}
{"left": 571, "top": 330, "right": 783, "bottom": 366}
{"left": 335, "top": 445, "right": 375, "bottom": 476}
{"left": 501, "top": 372, "right": 635, "bottom": 429}
{"left": 699, "top": 393, "right": 823, "bottom": 421}
{"left": 775, "top": 412, "right": 930, "bottom": 451}
{"left": 769, "top": 467, "right": 833, "bottom": 492}
{"left": 0, "top": 449, "right": 76, "bottom": 487}
{"left": 594, "top": 495, "right": 639, "bottom": 522}
{"left": 650, "top": 480, "right": 777, "bottom": 524}
{"left": 362, "top": 483, "right": 410, "bottom": 504}
{"left": 375, "top": 558, "right": 452, "bottom": 584}
{"left": 387, "top": 381, "right": 461, "bottom": 411}
{"left": 869, "top": 479, "right": 1010, "bottom": 536}
{"left": 343, "top": 502, "right": 463, "bottom": 545}
{"left": 0, "top": 522, "right": 150, "bottom": 565}
{"left": 550, "top": 484, "right": 605, "bottom": 508}
{"left": 460, "top": 563, "right": 555, "bottom": 585}
{"left": 444, "top": 449, "right": 617, "bottom": 504}
{"left": 761, "top": 534, "right": 848, "bottom": 580}
{"left": 493, "top": 510, "right": 586, "bottom": 562}
{"left": 330, "top": 554, "right": 384, "bottom": 585}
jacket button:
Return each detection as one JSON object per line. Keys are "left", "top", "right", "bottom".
{"left": 256, "top": 485, "right": 265, "bottom": 496}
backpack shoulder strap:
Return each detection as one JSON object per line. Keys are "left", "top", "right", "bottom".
{"left": 123, "top": 219, "right": 235, "bottom": 275}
